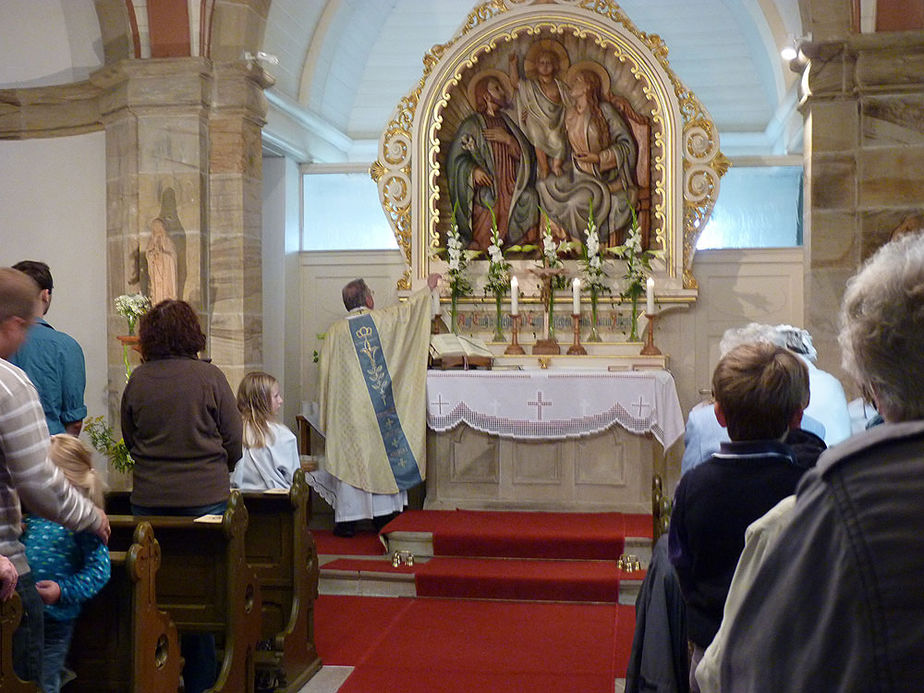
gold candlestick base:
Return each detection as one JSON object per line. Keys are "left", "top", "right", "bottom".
{"left": 567, "top": 313, "right": 587, "bottom": 355}
{"left": 505, "top": 314, "right": 526, "bottom": 355}
{"left": 640, "top": 312, "right": 662, "bottom": 355}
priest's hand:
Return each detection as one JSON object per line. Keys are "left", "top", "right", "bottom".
{"left": 427, "top": 273, "right": 441, "bottom": 290}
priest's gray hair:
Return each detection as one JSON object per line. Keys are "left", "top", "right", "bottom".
{"left": 342, "top": 278, "right": 370, "bottom": 311}
{"left": 839, "top": 231, "right": 924, "bottom": 422}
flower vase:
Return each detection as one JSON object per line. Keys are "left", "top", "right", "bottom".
{"left": 450, "top": 294, "right": 459, "bottom": 334}
{"left": 629, "top": 297, "right": 640, "bottom": 342}
{"left": 493, "top": 294, "right": 505, "bottom": 342}
{"left": 547, "top": 288, "right": 556, "bottom": 342}
{"left": 588, "top": 288, "right": 602, "bottom": 342}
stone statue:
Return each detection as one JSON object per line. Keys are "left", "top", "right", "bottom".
{"left": 146, "top": 218, "right": 178, "bottom": 305}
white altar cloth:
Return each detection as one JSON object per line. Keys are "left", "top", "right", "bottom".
{"left": 426, "top": 369, "right": 684, "bottom": 449}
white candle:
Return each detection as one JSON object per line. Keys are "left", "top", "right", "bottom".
{"left": 646, "top": 276, "right": 655, "bottom": 314}
{"left": 572, "top": 277, "right": 581, "bottom": 315}
{"left": 432, "top": 290, "right": 441, "bottom": 316}
{"left": 510, "top": 276, "right": 519, "bottom": 316}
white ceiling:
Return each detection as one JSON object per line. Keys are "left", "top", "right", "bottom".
{"left": 264, "top": 0, "right": 804, "bottom": 159}
{"left": 0, "top": 0, "right": 804, "bottom": 160}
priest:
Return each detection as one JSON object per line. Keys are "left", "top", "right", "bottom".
{"left": 317, "top": 273, "right": 440, "bottom": 537}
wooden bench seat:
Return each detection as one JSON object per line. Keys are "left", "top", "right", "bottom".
{"left": 106, "top": 492, "right": 263, "bottom": 693}
{"left": 241, "top": 470, "right": 322, "bottom": 691}
{"left": 69, "top": 520, "right": 183, "bottom": 692}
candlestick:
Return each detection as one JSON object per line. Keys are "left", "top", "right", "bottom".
{"left": 640, "top": 312, "right": 662, "bottom": 356}
{"left": 646, "top": 277, "right": 655, "bottom": 315}
{"left": 432, "top": 290, "right": 441, "bottom": 316}
{"left": 572, "top": 277, "right": 581, "bottom": 315}
{"left": 505, "top": 314, "right": 526, "bottom": 355}
{"left": 511, "top": 276, "right": 519, "bottom": 316}
{"left": 567, "top": 313, "right": 587, "bottom": 355}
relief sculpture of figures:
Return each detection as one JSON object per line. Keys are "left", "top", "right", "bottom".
{"left": 145, "top": 218, "right": 178, "bottom": 305}
{"left": 446, "top": 39, "right": 645, "bottom": 252}
{"left": 447, "top": 70, "right": 539, "bottom": 250}
{"left": 538, "top": 61, "right": 638, "bottom": 244}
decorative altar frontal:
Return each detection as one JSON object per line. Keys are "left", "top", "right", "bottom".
{"left": 424, "top": 368, "right": 684, "bottom": 513}
{"left": 426, "top": 369, "right": 683, "bottom": 449}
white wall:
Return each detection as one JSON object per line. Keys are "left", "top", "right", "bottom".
{"left": 0, "top": 132, "right": 108, "bottom": 423}
{"left": 262, "top": 154, "right": 304, "bottom": 429}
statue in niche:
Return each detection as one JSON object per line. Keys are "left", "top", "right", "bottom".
{"left": 447, "top": 70, "right": 539, "bottom": 250}
{"left": 145, "top": 218, "right": 178, "bottom": 305}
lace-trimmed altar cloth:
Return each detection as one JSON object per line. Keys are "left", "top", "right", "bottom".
{"left": 426, "top": 369, "right": 684, "bottom": 448}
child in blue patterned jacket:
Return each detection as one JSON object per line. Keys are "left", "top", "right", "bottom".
{"left": 22, "top": 434, "right": 111, "bottom": 693}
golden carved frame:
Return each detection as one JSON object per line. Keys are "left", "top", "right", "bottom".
{"left": 372, "top": 0, "right": 727, "bottom": 297}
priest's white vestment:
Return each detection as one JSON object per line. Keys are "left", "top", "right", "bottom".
{"left": 318, "top": 287, "right": 431, "bottom": 502}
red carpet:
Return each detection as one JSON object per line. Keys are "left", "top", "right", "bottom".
{"left": 315, "top": 595, "right": 635, "bottom": 692}
{"left": 383, "top": 509, "right": 651, "bottom": 560}
{"left": 322, "top": 557, "right": 645, "bottom": 603}
{"left": 311, "top": 529, "right": 386, "bottom": 556}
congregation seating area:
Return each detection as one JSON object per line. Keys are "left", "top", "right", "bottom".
{"left": 0, "top": 473, "right": 322, "bottom": 693}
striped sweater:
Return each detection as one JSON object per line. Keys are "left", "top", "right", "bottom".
{"left": 0, "top": 358, "right": 100, "bottom": 575}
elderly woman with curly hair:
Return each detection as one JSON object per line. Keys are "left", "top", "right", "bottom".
{"left": 119, "top": 299, "right": 242, "bottom": 693}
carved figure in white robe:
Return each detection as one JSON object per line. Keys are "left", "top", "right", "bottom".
{"left": 537, "top": 67, "right": 638, "bottom": 243}
{"left": 146, "top": 218, "right": 178, "bottom": 304}
{"left": 509, "top": 43, "right": 570, "bottom": 179}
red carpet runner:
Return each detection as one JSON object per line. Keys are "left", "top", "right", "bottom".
{"left": 315, "top": 594, "right": 635, "bottom": 692}
{"left": 383, "top": 509, "right": 652, "bottom": 559}
{"left": 322, "top": 556, "right": 645, "bottom": 603}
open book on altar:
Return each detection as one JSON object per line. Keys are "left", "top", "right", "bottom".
{"left": 429, "top": 334, "right": 493, "bottom": 370}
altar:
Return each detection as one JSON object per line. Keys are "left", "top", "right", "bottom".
{"left": 425, "top": 368, "right": 684, "bottom": 514}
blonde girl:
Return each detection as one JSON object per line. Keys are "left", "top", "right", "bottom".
{"left": 231, "top": 371, "right": 300, "bottom": 490}
{"left": 23, "top": 435, "right": 111, "bottom": 693}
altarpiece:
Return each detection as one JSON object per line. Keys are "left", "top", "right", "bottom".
{"left": 370, "top": 0, "right": 728, "bottom": 512}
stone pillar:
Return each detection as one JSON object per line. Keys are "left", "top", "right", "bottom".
{"left": 799, "top": 26, "right": 924, "bottom": 396}
{"left": 94, "top": 56, "right": 269, "bottom": 419}
{"left": 207, "top": 62, "right": 271, "bottom": 388}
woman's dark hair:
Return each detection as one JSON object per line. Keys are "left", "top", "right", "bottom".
{"left": 138, "top": 299, "right": 206, "bottom": 361}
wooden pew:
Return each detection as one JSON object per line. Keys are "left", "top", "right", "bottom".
{"left": 241, "top": 470, "right": 322, "bottom": 692}
{"left": 69, "top": 521, "right": 183, "bottom": 692}
{"left": 0, "top": 592, "right": 40, "bottom": 692}
{"left": 108, "top": 492, "right": 263, "bottom": 693}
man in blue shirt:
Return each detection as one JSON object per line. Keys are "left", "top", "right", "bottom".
{"left": 9, "top": 261, "right": 87, "bottom": 436}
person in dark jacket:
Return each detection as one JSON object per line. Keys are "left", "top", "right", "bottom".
{"left": 667, "top": 342, "right": 813, "bottom": 692}
{"left": 718, "top": 231, "right": 924, "bottom": 691}
{"left": 120, "top": 298, "right": 242, "bottom": 693}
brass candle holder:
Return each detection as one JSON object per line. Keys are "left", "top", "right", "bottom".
{"left": 504, "top": 314, "right": 526, "bottom": 355}
{"left": 640, "top": 312, "right": 662, "bottom": 355}
{"left": 566, "top": 314, "right": 587, "bottom": 355}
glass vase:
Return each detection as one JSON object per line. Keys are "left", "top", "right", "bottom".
{"left": 547, "top": 288, "right": 556, "bottom": 342}
{"left": 629, "top": 297, "right": 640, "bottom": 342}
{"left": 450, "top": 293, "right": 459, "bottom": 334}
{"left": 493, "top": 293, "right": 505, "bottom": 342}
{"left": 588, "top": 287, "right": 602, "bottom": 342}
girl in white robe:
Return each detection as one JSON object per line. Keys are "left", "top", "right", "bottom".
{"left": 231, "top": 372, "right": 300, "bottom": 491}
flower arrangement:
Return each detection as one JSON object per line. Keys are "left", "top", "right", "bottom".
{"left": 483, "top": 205, "right": 511, "bottom": 340}
{"left": 610, "top": 207, "right": 662, "bottom": 340}
{"left": 84, "top": 416, "right": 134, "bottom": 473}
{"left": 538, "top": 210, "right": 571, "bottom": 291}
{"left": 579, "top": 202, "right": 608, "bottom": 342}
{"left": 445, "top": 204, "right": 473, "bottom": 333}
{"left": 114, "top": 293, "right": 151, "bottom": 335}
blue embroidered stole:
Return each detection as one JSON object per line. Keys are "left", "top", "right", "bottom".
{"left": 347, "top": 312, "right": 422, "bottom": 490}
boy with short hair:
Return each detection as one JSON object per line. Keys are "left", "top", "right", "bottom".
{"left": 668, "top": 342, "right": 816, "bottom": 691}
